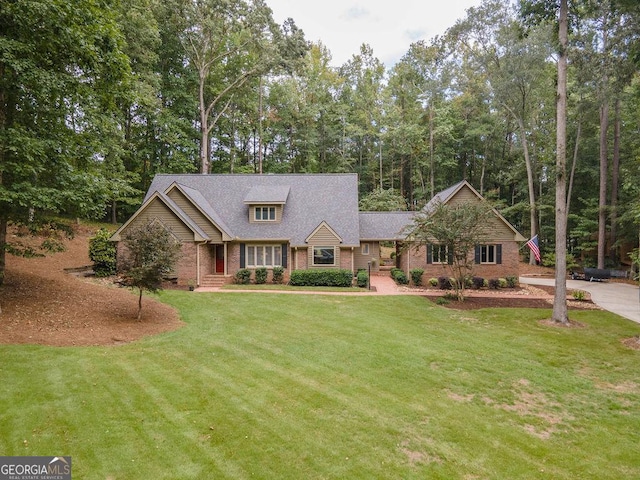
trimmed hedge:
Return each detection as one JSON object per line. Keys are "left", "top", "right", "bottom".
{"left": 255, "top": 267, "right": 268, "bottom": 284}
{"left": 289, "top": 269, "right": 353, "bottom": 287}
{"left": 410, "top": 268, "right": 424, "bottom": 286}
{"left": 234, "top": 268, "right": 251, "bottom": 284}
{"left": 272, "top": 266, "right": 285, "bottom": 284}
{"left": 390, "top": 268, "right": 408, "bottom": 285}
{"left": 357, "top": 269, "right": 369, "bottom": 288}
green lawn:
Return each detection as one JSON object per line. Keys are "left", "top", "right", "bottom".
{"left": 1, "top": 293, "right": 639, "bottom": 479}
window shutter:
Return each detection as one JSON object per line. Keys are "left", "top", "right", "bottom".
{"left": 281, "top": 243, "right": 288, "bottom": 268}
{"left": 240, "top": 243, "right": 246, "bottom": 268}
{"left": 447, "top": 248, "right": 454, "bottom": 265}
{"left": 426, "top": 244, "right": 432, "bottom": 264}
{"left": 474, "top": 245, "right": 481, "bottom": 264}
{"left": 496, "top": 244, "right": 502, "bottom": 264}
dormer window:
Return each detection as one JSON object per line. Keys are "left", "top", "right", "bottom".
{"left": 255, "top": 206, "right": 276, "bottom": 221}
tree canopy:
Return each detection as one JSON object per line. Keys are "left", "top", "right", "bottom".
{"left": 2, "top": 0, "right": 640, "bottom": 284}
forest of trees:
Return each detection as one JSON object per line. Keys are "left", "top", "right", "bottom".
{"left": 2, "top": 0, "right": 640, "bottom": 285}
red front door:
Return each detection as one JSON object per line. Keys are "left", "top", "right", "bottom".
{"left": 215, "top": 245, "right": 224, "bottom": 274}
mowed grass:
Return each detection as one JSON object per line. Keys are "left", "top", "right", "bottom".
{"left": 1, "top": 293, "right": 640, "bottom": 479}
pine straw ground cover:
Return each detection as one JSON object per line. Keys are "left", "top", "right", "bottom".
{"left": 1, "top": 289, "right": 640, "bottom": 478}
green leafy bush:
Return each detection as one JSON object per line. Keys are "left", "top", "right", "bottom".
{"left": 572, "top": 289, "right": 586, "bottom": 301}
{"left": 289, "top": 269, "right": 353, "bottom": 287}
{"left": 272, "top": 266, "right": 284, "bottom": 284}
{"left": 505, "top": 275, "right": 518, "bottom": 288}
{"left": 429, "top": 277, "right": 438, "bottom": 287}
{"left": 410, "top": 268, "right": 424, "bottom": 286}
{"left": 88, "top": 228, "right": 117, "bottom": 277}
{"left": 234, "top": 268, "right": 251, "bottom": 285}
{"left": 357, "top": 269, "right": 369, "bottom": 288}
{"left": 498, "top": 278, "right": 508, "bottom": 288}
{"left": 255, "top": 267, "right": 268, "bottom": 284}
{"left": 390, "top": 268, "right": 408, "bottom": 285}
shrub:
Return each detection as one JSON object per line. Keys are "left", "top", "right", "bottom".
{"left": 428, "top": 277, "right": 438, "bottom": 287}
{"left": 255, "top": 267, "right": 268, "bottom": 284}
{"left": 272, "top": 266, "right": 285, "bottom": 284}
{"left": 488, "top": 278, "right": 500, "bottom": 289}
{"left": 88, "top": 228, "right": 117, "bottom": 277}
{"left": 435, "top": 297, "right": 449, "bottom": 306}
{"left": 472, "top": 276, "right": 485, "bottom": 289}
{"left": 289, "top": 269, "right": 353, "bottom": 287}
{"left": 572, "top": 289, "right": 586, "bottom": 301}
{"left": 505, "top": 275, "right": 518, "bottom": 288}
{"left": 234, "top": 268, "right": 251, "bottom": 284}
{"left": 498, "top": 278, "right": 508, "bottom": 288}
{"left": 357, "top": 269, "right": 369, "bottom": 288}
{"left": 410, "top": 268, "right": 424, "bottom": 286}
{"left": 391, "top": 268, "right": 408, "bottom": 285}
{"left": 438, "top": 276, "right": 453, "bottom": 290}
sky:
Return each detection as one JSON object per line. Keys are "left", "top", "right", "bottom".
{"left": 265, "top": 0, "right": 484, "bottom": 69}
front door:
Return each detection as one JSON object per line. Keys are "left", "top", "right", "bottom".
{"left": 215, "top": 244, "right": 224, "bottom": 274}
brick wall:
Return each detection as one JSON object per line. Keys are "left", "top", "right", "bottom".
{"left": 401, "top": 242, "right": 521, "bottom": 284}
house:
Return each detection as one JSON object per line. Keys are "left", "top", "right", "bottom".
{"left": 111, "top": 174, "right": 525, "bottom": 287}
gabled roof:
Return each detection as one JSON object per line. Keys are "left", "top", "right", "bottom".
{"left": 166, "top": 182, "right": 233, "bottom": 240}
{"left": 111, "top": 191, "right": 210, "bottom": 242}
{"left": 422, "top": 180, "right": 525, "bottom": 242}
{"left": 140, "top": 174, "right": 361, "bottom": 247}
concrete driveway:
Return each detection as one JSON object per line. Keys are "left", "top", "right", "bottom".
{"left": 520, "top": 276, "right": 640, "bottom": 324}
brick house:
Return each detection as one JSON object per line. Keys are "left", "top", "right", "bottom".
{"left": 111, "top": 174, "right": 524, "bottom": 287}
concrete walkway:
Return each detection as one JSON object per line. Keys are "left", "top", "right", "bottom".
{"left": 520, "top": 276, "right": 640, "bottom": 324}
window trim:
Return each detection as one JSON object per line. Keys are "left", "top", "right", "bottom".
{"left": 313, "top": 246, "right": 336, "bottom": 266}
{"left": 431, "top": 244, "right": 449, "bottom": 264}
{"left": 361, "top": 243, "right": 370, "bottom": 255}
{"left": 254, "top": 206, "right": 276, "bottom": 222}
{"left": 479, "top": 244, "right": 496, "bottom": 264}
{"left": 245, "top": 244, "right": 282, "bottom": 268}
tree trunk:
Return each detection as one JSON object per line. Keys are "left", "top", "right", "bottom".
{"left": 519, "top": 117, "right": 538, "bottom": 264}
{"left": 597, "top": 19, "right": 609, "bottom": 270}
{"left": 552, "top": 0, "right": 569, "bottom": 325}
{"left": 199, "top": 67, "right": 210, "bottom": 174}
{"left": 610, "top": 98, "right": 621, "bottom": 264}
{"left": 567, "top": 120, "right": 581, "bottom": 215}
{"left": 137, "top": 288, "right": 143, "bottom": 320}
{"left": 429, "top": 106, "right": 435, "bottom": 199}
{"left": 0, "top": 217, "right": 6, "bottom": 288}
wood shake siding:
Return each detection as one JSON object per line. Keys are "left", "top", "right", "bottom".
{"left": 167, "top": 189, "right": 223, "bottom": 242}
{"left": 127, "top": 199, "right": 192, "bottom": 241}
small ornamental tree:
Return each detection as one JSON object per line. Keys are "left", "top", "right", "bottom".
{"left": 119, "top": 222, "right": 182, "bottom": 320}
{"left": 88, "top": 228, "right": 117, "bottom": 277}
{"left": 406, "top": 200, "right": 493, "bottom": 301}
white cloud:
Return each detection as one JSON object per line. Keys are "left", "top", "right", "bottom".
{"left": 266, "top": 0, "right": 483, "bottom": 68}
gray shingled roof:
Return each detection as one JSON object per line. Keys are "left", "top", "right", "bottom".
{"left": 422, "top": 180, "right": 465, "bottom": 214}
{"left": 144, "top": 174, "right": 361, "bottom": 247}
{"left": 358, "top": 212, "right": 415, "bottom": 240}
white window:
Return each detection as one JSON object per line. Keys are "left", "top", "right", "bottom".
{"left": 254, "top": 206, "right": 276, "bottom": 221}
{"left": 361, "top": 243, "right": 369, "bottom": 255}
{"left": 431, "top": 244, "right": 449, "bottom": 264}
{"left": 480, "top": 244, "right": 496, "bottom": 264}
{"left": 246, "top": 245, "right": 282, "bottom": 267}
{"left": 313, "top": 246, "right": 335, "bottom": 266}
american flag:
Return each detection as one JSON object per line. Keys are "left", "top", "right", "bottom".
{"left": 526, "top": 235, "right": 541, "bottom": 263}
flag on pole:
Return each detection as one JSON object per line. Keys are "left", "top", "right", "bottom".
{"left": 526, "top": 234, "right": 541, "bottom": 263}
